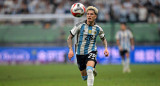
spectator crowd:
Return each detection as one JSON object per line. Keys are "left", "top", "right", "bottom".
{"left": 0, "top": 0, "right": 160, "bottom": 23}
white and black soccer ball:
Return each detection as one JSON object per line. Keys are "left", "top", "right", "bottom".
{"left": 70, "top": 3, "right": 85, "bottom": 17}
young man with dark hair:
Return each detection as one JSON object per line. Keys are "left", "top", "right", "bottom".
{"left": 116, "top": 23, "right": 134, "bottom": 73}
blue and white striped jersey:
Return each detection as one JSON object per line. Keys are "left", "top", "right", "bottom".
{"left": 115, "top": 29, "right": 133, "bottom": 51}
{"left": 70, "top": 20, "right": 105, "bottom": 55}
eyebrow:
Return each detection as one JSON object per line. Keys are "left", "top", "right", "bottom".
{"left": 87, "top": 13, "right": 95, "bottom": 15}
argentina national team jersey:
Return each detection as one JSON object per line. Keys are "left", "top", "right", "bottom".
{"left": 115, "top": 29, "right": 133, "bottom": 51}
{"left": 70, "top": 20, "right": 105, "bottom": 55}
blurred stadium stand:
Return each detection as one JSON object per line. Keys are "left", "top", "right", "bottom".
{"left": 0, "top": 0, "right": 160, "bottom": 46}
{"left": 0, "top": 23, "right": 159, "bottom": 46}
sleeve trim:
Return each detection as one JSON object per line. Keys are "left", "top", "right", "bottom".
{"left": 70, "top": 31, "right": 74, "bottom": 37}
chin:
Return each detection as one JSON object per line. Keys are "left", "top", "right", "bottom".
{"left": 87, "top": 20, "right": 92, "bottom": 22}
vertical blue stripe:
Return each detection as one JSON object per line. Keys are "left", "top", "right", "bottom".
{"left": 122, "top": 32, "right": 125, "bottom": 49}
{"left": 77, "top": 24, "right": 85, "bottom": 54}
{"left": 84, "top": 26, "right": 92, "bottom": 54}
{"left": 92, "top": 27, "right": 100, "bottom": 51}
{"left": 127, "top": 31, "right": 130, "bottom": 50}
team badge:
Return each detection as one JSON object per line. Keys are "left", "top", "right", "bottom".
{"left": 88, "top": 30, "right": 92, "bottom": 34}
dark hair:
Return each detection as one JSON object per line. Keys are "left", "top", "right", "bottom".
{"left": 120, "top": 22, "right": 126, "bottom": 25}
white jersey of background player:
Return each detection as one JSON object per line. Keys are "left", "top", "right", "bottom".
{"left": 116, "top": 23, "right": 134, "bottom": 73}
{"left": 67, "top": 6, "right": 109, "bottom": 86}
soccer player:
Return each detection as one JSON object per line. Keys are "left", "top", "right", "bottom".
{"left": 115, "top": 23, "right": 134, "bottom": 73}
{"left": 67, "top": 6, "right": 109, "bottom": 86}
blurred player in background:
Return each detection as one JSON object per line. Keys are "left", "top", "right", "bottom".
{"left": 116, "top": 23, "right": 134, "bottom": 73}
{"left": 67, "top": 6, "right": 109, "bottom": 86}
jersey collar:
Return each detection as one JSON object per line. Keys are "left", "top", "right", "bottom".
{"left": 85, "top": 20, "right": 96, "bottom": 26}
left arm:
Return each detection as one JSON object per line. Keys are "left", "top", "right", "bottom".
{"left": 101, "top": 37, "right": 109, "bottom": 57}
{"left": 130, "top": 38, "right": 134, "bottom": 50}
{"left": 129, "top": 30, "right": 134, "bottom": 50}
{"left": 98, "top": 27, "right": 109, "bottom": 57}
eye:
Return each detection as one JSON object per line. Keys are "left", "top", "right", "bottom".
{"left": 91, "top": 13, "right": 94, "bottom": 15}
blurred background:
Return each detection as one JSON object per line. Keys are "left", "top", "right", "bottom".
{"left": 0, "top": 0, "right": 160, "bottom": 65}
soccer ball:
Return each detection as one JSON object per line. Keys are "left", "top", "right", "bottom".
{"left": 70, "top": 3, "right": 85, "bottom": 17}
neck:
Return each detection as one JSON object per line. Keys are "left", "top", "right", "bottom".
{"left": 121, "top": 29, "right": 126, "bottom": 31}
{"left": 87, "top": 21, "right": 95, "bottom": 26}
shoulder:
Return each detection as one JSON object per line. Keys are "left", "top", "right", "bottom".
{"left": 117, "top": 30, "right": 121, "bottom": 33}
{"left": 116, "top": 30, "right": 121, "bottom": 34}
{"left": 126, "top": 29, "right": 132, "bottom": 33}
{"left": 95, "top": 24, "right": 103, "bottom": 31}
{"left": 76, "top": 20, "right": 85, "bottom": 27}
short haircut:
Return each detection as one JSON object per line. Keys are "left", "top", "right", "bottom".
{"left": 120, "top": 22, "right": 126, "bottom": 25}
{"left": 86, "top": 6, "right": 98, "bottom": 15}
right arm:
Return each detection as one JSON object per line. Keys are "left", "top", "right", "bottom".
{"left": 116, "top": 31, "right": 122, "bottom": 50}
{"left": 67, "top": 34, "right": 74, "bottom": 51}
{"left": 116, "top": 39, "right": 122, "bottom": 51}
{"left": 67, "top": 34, "right": 74, "bottom": 60}
{"left": 67, "top": 23, "right": 81, "bottom": 60}
{"left": 67, "top": 24, "right": 80, "bottom": 60}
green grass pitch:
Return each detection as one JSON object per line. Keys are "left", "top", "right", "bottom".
{"left": 0, "top": 64, "right": 160, "bottom": 86}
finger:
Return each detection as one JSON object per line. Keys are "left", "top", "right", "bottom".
{"left": 106, "top": 53, "right": 109, "bottom": 56}
{"left": 68, "top": 54, "right": 71, "bottom": 59}
{"left": 105, "top": 52, "right": 109, "bottom": 56}
{"left": 104, "top": 53, "right": 107, "bottom": 56}
{"left": 70, "top": 54, "right": 73, "bottom": 57}
{"left": 105, "top": 53, "right": 108, "bottom": 56}
{"left": 69, "top": 56, "right": 71, "bottom": 60}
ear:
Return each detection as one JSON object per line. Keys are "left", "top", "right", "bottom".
{"left": 94, "top": 15, "right": 97, "bottom": 19}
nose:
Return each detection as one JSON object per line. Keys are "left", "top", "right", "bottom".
{"left": 88, "top": 14, "right": 91, "bottom": 17}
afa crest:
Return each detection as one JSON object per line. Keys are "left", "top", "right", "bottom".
{"left": 88, "top": 30, "right": 92, "bottom": 34}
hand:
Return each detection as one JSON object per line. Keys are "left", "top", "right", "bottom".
{"left": 119, "top": 46, "right": 123, "bottom": 51}
{"left": 68, "top": 50, "right": 74, "bottom": 60}
{"left": 131, "top": 45, "right": 134, "bottom": 50}
{"left": 104, "top": 48, "right": 109, "bottom": 57}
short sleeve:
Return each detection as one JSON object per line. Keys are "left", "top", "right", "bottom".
{"left": 98, "top": 27, "right": 105, "bottom": 39}
{"left": 70, "top": 25, "right": 80, "bottom": 36}
{"left": 128, "top": 30, "right": 133, "bottom": 38}
{"left": 115, "top": 31, "right": 120, "bottom": 40}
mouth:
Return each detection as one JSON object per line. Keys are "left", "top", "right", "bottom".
{"left": 88, "top": 18, "right": 91, "bottom": 20}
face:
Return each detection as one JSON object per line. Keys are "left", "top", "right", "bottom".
{"left": 120, "top": 24, "right": 126, "bottom": 30}
{"left": 87, "top": 10, "right": 97, "bottom": 23}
